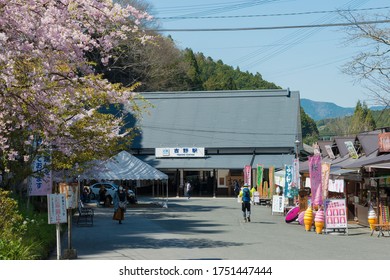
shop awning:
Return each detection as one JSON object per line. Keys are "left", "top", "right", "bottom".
{"left": 365, "top": 162, "right": 390, "bottom": 170}
{"left": 137, "top": 154, "right": 294, "bottom": 170}
{"left": 343, "top": 153, "right": 390, "bottom": 169}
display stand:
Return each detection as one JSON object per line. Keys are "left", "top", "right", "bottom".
{"left": 324, "top": 198, "right": 348, "bottom": 235}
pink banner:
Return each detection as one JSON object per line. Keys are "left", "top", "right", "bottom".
{"left": 309, "top": 154, "right": 322, "bottom": 206}
{"left": 244, "top": 165, "right": 251, "bottom": 186}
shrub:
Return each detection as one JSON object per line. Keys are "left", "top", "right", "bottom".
{"left": 0, "top": 189, "right": 56, "bottom": 260}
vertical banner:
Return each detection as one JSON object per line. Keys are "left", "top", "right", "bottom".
{"left": 309, "top": 154, "right": 322, "bottom": 206}
{"left": 284, "top": 164, "right": 293, "bottom": 198}
{"left": 293, "top": 158, "right": 300, "bottom": 188}
{"left": 257, "top": 165, "right": 264, "bottom": 197}
{"left": 269, "top": 166, "right": 275, "bottom": 198}
{"left": 244, "top": 165, "right": 251, "bottom": 186}
{"left": 321, "top": 163, "right": 331, "bottom": 201}
{"left": 28, "top": 155, "right": 52, "bottom": 196}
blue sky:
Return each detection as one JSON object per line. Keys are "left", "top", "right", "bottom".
{"left": 146, "top": 0, "right": 389, "bottom": 107}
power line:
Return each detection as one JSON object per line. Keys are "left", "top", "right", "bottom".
{"left": 155, "top": 6, "right": 390, "bottom": 20}
{"left": 233, "top": 0, "right": 370, "bottom": 68}
{"left": 150, "top": 19, "right": 390, "bottom": 32}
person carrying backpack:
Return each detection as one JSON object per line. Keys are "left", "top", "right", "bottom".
{"left": 239, "top": 184, "right": 253, "bottom": 222}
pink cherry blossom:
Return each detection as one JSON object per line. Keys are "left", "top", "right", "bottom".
{"left": 0, "top": 0, "right": 151, "bottom": 175}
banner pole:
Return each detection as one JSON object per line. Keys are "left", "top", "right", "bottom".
{"left": 56, "top": 223, "right": 61, "bottom": 260}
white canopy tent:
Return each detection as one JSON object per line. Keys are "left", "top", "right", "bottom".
{"left": 80, "top": 151, "right": 169, "bottom": 206}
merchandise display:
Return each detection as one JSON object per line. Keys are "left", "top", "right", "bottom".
{"left": 314, "top": 208, "right": 325, "bottom": 234}
{"left": 367, "top": 204, "right": 377, "bottom": 230}
{"left": 304, "top": 206, "right": 313, "bottom": 231}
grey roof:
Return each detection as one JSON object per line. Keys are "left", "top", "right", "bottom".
{"left": 365, "top": 162, "right": 390, "bottom": 170}
{"left": 334, "top": 137, "right": 356, "bottom": 157}
{"left": 357, "top": 130, "right": 380, "bottom": 156}
{"left": 138, "top": 154, "right": 294, "bottom": 169}
{"left": 343, "top": 153, "right": 390, "bottom": 169}
{"left": 318, "top": 141, "right": 334, "bottom": 157}
{"left": 132, "top": 90, "right": 301, "bottom": 150}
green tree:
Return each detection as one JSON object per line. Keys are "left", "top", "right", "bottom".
{"left": 300, "top": 107, "right": 319, "bottom": 144}
{"left": 350, "top": 101, "right": 376, "bottom": 133}
{"left": 184, "top": 49, "right": 203, "bottom": 91}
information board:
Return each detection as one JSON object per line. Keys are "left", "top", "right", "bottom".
{"left": 324, "top": 199, "right": 348, "bottom": 233}
{"left": 254, "top": 191, "right": 260, "bottom": 203}
{"left": 272, "top": 195, "right": 284, "bottom": 214}
{"left": 59, "top": 182, "right": 79, "bottom": 209}
{"left": 47, "top": 194, "right": 67, "bottom": 224}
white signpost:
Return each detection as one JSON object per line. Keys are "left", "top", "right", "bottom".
{"left": 47, "top": 193, "right": 67, "bottom": 260}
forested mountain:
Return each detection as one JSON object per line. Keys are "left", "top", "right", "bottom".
{"left": 301, "top": 98, "right": 386, "bottom": 121}
{"left": 300, "top": 99, "right": 354, "bottom": 121}
{"left": 91, "top": 31, "right": 318, "bottom": 144}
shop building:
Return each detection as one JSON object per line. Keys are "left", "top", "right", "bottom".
{"left": 300, "top": 128, "right": 390, "bottom": 226}
{"left": 129, "top": 90, "right": 302, "bottom": 197}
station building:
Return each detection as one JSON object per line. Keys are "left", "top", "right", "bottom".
{"left": 130, "top": 89, "right": 302, "bottom": 197}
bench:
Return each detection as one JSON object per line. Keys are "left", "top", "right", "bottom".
{"left": 76, "top": 201, "right": 94, "bottom": 226}
{"left": 371, "top": 223, "right": 390, "bottom": 237}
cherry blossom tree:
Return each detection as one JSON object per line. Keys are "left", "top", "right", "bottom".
{"left": 0, "top": 0, "right": 152, "bottom": 188}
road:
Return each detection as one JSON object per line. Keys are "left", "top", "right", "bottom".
{"left": 59, "top": 197, "right": 390, "bottom": 260}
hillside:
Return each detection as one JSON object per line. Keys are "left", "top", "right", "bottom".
{"left": 300, "top": 99, "right": 354, "bottom": 121}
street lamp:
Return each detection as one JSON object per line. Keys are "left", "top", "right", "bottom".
{"left": 294, "top": 139, "right": 300, "bottom": 159}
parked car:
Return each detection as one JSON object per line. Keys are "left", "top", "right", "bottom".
{"left": 89, "top": 182, "right": 119, "bottom": 203}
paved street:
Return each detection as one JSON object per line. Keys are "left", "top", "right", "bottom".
{"left": 60, "top": 197, "right": 390, "bottom": 260}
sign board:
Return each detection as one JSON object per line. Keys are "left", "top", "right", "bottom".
{"left": 47, "top": 194, "right": 67, "bottom": 224}
{"left": 272, "top": 195, "right": 284, "bottom": 214}
{"left": 378, "top": 132, "right": 390, "bottom": 152}
{"left": 253, "top": 191, "right": 260, "bottom": 203}
{"left": 344, "top": 141, "right": 359, "bottom": 159}
{"left": 324, "top": 145, "right": 335, "bottom": 159}
{"left": 155, "top": 147, "right": 205, "bottom": 158}
{"left": 324, "top": 199, "right": 348, "bottom": 231}
{"left": 59, "top": 183, "right": 79, "bottom": 209}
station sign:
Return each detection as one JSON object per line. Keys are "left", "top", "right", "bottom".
{"left": 156, "top": 147, "right": 205, "bottom": 158}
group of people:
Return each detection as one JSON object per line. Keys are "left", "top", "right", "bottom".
{"left": 110, "top": 179, "right": 255, "bottom": 224}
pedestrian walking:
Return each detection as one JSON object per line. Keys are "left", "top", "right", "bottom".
{"left": 239, "top": 183, "right": 253, "bottom": 222}
{"left": 113, "top": 186, "right": 127, "bottom": 224}
{"left": 233, "top": 180, "right": 240, "bottom": 196}
{"left": 186, "top": 181, "right": 192, "bottom": 199}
